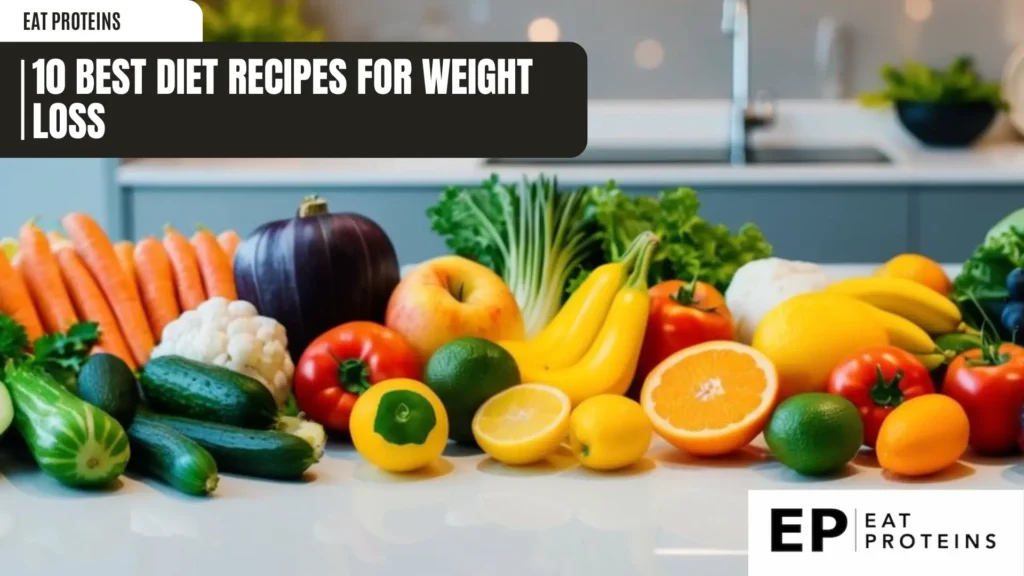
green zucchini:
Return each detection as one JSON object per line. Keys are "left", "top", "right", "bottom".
{"left": 5, "top": 364, "right": 129, "bottom": 487}
{"left": 128, "top": 417, "right": 219, "bottom": 496}
{"left": 138, "top": 412, "right": 323, "bottom": 480}
{"left": 77, "top": 354, "right": 139, "bottom": 428}
{"left": 0, "top": 381, "right": 13, "bottom": 438}
{"left": 140, "top": 356, "right": 277, "bottom": 428}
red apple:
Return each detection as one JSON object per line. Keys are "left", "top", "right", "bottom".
{"left": 385, "top": 256, "right": 524, "bottom": 361}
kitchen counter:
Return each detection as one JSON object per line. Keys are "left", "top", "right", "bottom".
{"left": 118, "top": 100, "right": 1024, "bottom": 188}
{"left": 2, "top": 264, "right": 1005, "bottom": 576}
{"left": 2, "top": 438, "right": 1020, "bottom": 576}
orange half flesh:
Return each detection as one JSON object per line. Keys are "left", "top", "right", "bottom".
{"left": 640, "top": 340, "right": 778, "bottom": 456}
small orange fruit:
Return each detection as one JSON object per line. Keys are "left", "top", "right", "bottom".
{"left": 876, "top": 394, "right": 968, "bottom": 477}
{"left": 875, "top": 254, "right": 952, "bottom": 295}
{"left": 640, "top": 340, "right": 778, "bottom": 456}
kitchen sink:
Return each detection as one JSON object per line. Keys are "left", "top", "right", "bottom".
{"left": 486, "top": 146, "right": 892, "bottom": 165}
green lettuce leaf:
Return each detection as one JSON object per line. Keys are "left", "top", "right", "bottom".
{"left": 570, "top": 184, "right": 772, "bottom": 294}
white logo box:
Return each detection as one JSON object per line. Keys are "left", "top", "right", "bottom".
{"left": 0, "top": 0, "right": 201, "bottom": 42}
{"left": 749, "top": 490, "right": 1024, "bottom": 576}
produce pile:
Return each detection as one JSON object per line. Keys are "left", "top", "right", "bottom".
{"left": 2, "top": 179, "right": 1024, "bottom": 496}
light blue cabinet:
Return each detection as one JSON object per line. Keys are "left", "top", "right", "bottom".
{"left": 123, "top": 183, "right": 1012, "bottom": 265}
{"left": 915, "top": 187, "right": 1024, "bottom": 262}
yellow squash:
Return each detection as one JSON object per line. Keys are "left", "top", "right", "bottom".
{"left": 521, "top": 233, "right": 657, "bottom": 406}
{"left": 500, "top": 234, "right": 647, "bottom": 371}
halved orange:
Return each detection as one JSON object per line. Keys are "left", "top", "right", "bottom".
{"left": 640, "top": 340, "right": 778, "bottom": 456}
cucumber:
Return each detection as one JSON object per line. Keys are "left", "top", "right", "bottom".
{"left": 139, "top": 412, "right": 322, "bottom": 480}
{"left": 5, "top": 364, "right": 129, "bottom": 487}
{"left": 77, "top": 354, "right": 139, "bottom": 428}
{"left": 128, "top": 417, "right": 219, "bottom": 496}
{"left": 140, "top": 356, "right": 277, "bottom": 429}
{"left": 0, "top": 381, "right": 12, "bottom": 438}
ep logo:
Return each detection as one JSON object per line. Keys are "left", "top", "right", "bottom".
{"left": 770, "top": 508, "right": 848, "bottom": 552}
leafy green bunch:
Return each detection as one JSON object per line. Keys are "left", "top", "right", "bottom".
{"left": 427, "top": 176, "right": 773, "bottom": 335}
{"left": 954, "top": 228, "right": 1024, "bottom": 338}
{"left": 859, "top": 56, "right": 1009, "bottom": 110}
{"left": 201, "top": 0, "right": 325, "bottom": 43}
{"left": 0, "top": 315, "right": 100, "bottom": 389}
{"left": 572, "top": 184, "right": 773, "bottom": 294}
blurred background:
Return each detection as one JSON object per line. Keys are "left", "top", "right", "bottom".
{"left": 3, "top": 0, "right": 1024, "bottom": 265}
{"left": 297, "top": 0, "right": 1024, "bottom": 99}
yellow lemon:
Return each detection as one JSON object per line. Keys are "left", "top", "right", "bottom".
{"left": 753, "top": 292, "right": 888, "bottom": 401}
{"left": 350, "top": 378, "right": 449, "bottom": 473}
{"left": 570, "top": 395, "right": 652, "bottom": 470}
{"left": 472, "top": 383, "right": 570, "bottom": 465}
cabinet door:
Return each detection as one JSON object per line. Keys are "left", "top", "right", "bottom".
{"left": 128, "top": 187, "right": 449, "bottom": 265}
{"left": 629, "top": 187, "right": 912, "bottom": 263}
{"left": 916, "top": 188, "right": 1024, "bottom": 262}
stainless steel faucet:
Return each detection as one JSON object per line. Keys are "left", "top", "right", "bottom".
{"left": 722, "top": 0, "right": 775, "bottom": 164}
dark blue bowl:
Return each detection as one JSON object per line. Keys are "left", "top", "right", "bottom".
{"left": 895, "top": 100, "right": 997, "bottom": 147}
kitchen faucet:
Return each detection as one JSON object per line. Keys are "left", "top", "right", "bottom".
{"left": 722, "top": 0, "right": 775, "bottom": 164}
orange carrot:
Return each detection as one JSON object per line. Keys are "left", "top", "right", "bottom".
{"left": 0, "top": 251, "right": 44, "bottom": 340}
{"left": 56, "top": 247, "right": 136, "bottom": 369}
{"left": 62, "top": 213, "right": 155, "bottom": 366}
{"left": 163, "top": 225, "right": 206, "bottom": 311}
{"left": 19, "top": 221, "right": 79, "bottom": 333}
{"left": 217, "top": 230, "right": 241, "bottom": 262}
{"left": 134, "top": 237, "right": 180, "bottom": 339}
{"left": 192, "top": 228, "right": 237, "bottom": 301}
{"left": 114, "top": 241, "right": 141, "bottom": 301}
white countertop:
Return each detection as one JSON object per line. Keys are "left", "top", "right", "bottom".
{"left": 2, "top": 438, "right": 1020, "bottom": 576}
{"left": 2, "top": 264, "right": 1007, "bottom": 576}
{"left": 119, "top": 100, "right": 1024, "bottom": 188}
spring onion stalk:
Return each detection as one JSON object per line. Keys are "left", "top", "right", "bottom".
{"left": 460, "top": 176, "right": 599, "bottom": 337}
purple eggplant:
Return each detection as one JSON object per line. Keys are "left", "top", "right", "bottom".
{"left": 234, "top": 196, "right": 400, "bottom": 361}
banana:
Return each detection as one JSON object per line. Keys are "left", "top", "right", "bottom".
{"left": 914, "top": 352, "right": 948, "bottom": 371}
{"left": 867, "top": 306, "right": 940, "bottom": 355}
{"left": 499, "top": 232, "right": 648, "bottom": 373}
{"left": 827, "top": 277, "right": 962, "bottom": 334}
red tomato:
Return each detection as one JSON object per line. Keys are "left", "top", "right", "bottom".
{"left": 630, "top": 279, "right": 734, "bottom": 397}
{"left": 826, "top": 346, "right": 935, "bottom": 448}
{"left": 294, "top": 321, "right": 422, "bottom": 432}
{"left": 943, "top": 342, "right": 1024, "bottom": 455}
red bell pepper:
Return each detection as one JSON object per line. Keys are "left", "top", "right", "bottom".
{"left": 826, "top": 346, "right": 935, "bottom": 448}
{"left": 943, "top": 339, "right": 1024, "bottom": 456}
{"left": 294, "top": 321, "right": 422, "bottom": 432}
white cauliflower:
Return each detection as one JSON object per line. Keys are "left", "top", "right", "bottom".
{"left": 151, "top": 298, "right": 294, "bottom": 405}
{"left": 725, "top": 258, "right": 830, "bottom": 345}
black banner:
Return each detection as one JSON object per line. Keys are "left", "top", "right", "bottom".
{"left": 0, "top": 42, "right": 588, "bottom": 158}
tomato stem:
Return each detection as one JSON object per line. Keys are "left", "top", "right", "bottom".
{"left": 870, "top": 365, "right": 904, "bottom": 407}
{"left": 968, "top": 326, "right": 1010, "bottom": 367}
{"left": 669, "top": 273, "right": 719, "bottom": 313}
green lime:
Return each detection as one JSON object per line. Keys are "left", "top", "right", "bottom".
{"left": 424, "top": 337, "right": 521, "bottom": 444}
{"left": 764, "top": 393, "right": 863, "bottom": 476}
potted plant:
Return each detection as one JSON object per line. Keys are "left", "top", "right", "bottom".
{"left": 859, "top": 56, "right": 1010, "bottom": 147}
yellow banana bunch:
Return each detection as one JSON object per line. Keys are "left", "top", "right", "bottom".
{"left": 502, "top": 232, "right": 658, "bottom": 406}
{"left": 867, "top": 307, "right": 940, "bottom": 355}
{"left": 827, "top": 276, "right": 963, "bottom": 334}
{"left": 828, "top": 276, "right": 968, "bottom": 369}
{"left": 500, "top": 233, "right": 647, "bottom": 372}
